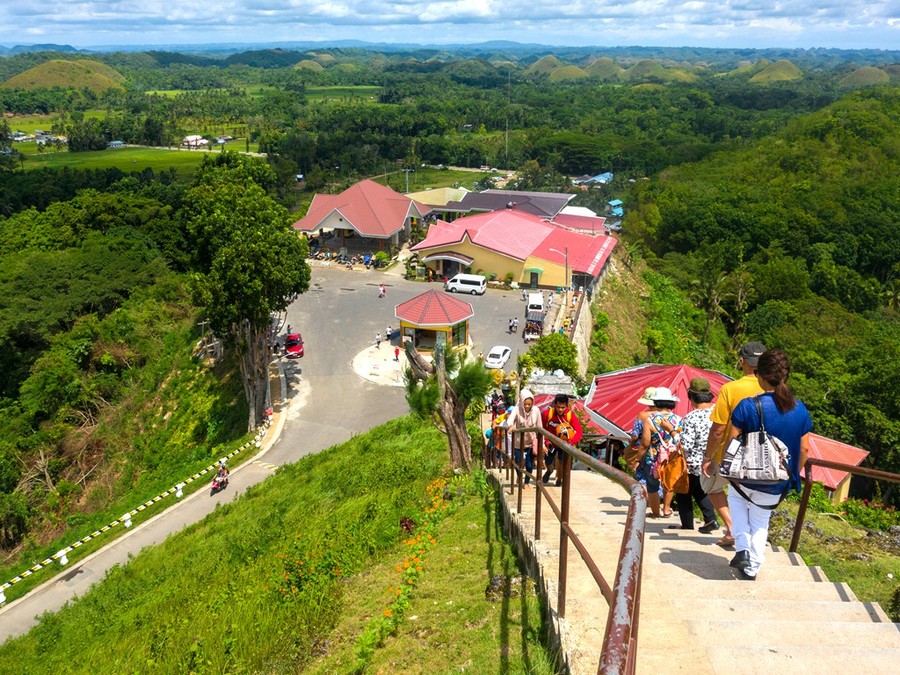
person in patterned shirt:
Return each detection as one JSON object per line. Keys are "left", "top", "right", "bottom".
{"left": 674, "top": 378, "right": 719, "bottom": 532}
{"left": 641, "top": 387, "right": 682, "bottom": 518}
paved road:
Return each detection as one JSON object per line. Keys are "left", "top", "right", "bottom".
{"left": 0, "top": 264, "right": 524, "bottom": 642}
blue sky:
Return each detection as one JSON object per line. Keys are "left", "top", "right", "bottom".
{"left": 1, "top": 0, "right": 898, "bottom": 50}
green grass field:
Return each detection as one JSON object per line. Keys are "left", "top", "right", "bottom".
{"left": 21, "top": 145, "right": 212, "bottom": 180}
{"left": 5, "top": 110, "right": 106, "bottom": 134}
{"left": 374, "top": 166, "right": 494, "bottom": 193}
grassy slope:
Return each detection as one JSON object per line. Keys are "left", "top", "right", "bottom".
{"left": 0, "top": 417, "right": 554, "bottom": 672}
{"left": 0, "top": 298, "right": 250, "bottom": 602}
{"left": 1, "top": 59, "right": 124, "bottom": 92}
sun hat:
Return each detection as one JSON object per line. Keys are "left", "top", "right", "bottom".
{"left": 637, "top": 387, "right": 657, "bottom": 406}
{"left": 650, "top": 386, "right": 679, "bottom": 403}
{"left": 739, "top": 342, "right": 767, "bottom": 366}
{"left": 688, "top": 377, "right": 711, "bottom": 395}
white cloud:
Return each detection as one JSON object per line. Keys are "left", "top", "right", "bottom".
{"left": 0, "top": 0, "right": 897, "bottom": 48}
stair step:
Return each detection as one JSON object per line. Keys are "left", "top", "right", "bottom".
{"left": 704, "top": 645, "right": 900, "bottom": 674}
{"left": 651, "top": 578, "right": 858, "bottom": 602}
{"left": 662, "top": 597, "right": 889, "bottom": 623}
{"left": 683, "top": 618, "right": 900, "bottom": 648}
{"left": 641, "top": 558, "right": 820, "bottom": 582}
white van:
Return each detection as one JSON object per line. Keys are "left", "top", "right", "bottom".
{"left": 527, "top": 292, "right": 545, "bottom": 313}
{"left": 445, "top": 273, "right": 487, "bottom": 295}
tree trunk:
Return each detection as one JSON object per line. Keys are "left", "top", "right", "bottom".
{"left": 405, "top": 341, "right": 473, "bottom": 472}
{"left": 234, "top": 320, "right": 271, "bottom": 432}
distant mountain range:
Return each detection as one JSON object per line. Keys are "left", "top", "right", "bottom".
{"left": 0, "top": 40, "right": 897, "bottom": 65}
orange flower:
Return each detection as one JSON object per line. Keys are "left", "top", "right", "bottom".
{"left": 384, "top": 609, "right": 392, "bottom": 617}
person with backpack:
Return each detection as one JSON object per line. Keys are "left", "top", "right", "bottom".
{"left": 640, "top": 387, "right": 682, "bottom": 518}
{"left": 726, "top": 349, "right": 812, "bottom": 580}
{"left": 541, "top": 394, "right": 583, "bottom": 486}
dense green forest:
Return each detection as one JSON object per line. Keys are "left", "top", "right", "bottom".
{"left": 0, "top": 152, "right": 305, "bottom": 577}
{"left": 0, "top": 45, "right": 898, "bottom": 567}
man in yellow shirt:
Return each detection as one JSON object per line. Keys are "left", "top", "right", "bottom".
{"left": 701, "top": 342, "right": 766, "bottom": 547}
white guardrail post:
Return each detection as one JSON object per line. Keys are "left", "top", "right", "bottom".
{"left": 0, "top": 415, "right": 272, "bottom": 605}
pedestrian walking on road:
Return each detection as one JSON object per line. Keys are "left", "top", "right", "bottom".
{"left": 512, "top": 317, "right": 519, "bottom": 333}
{"left": 394, "top": 346, "right": 400, "bottom": 362}
{"left": 378, "top": 284, "right": 386, "bottom": 298}
{"left": 386, "top": 325, "right": 392, "bottom": 341}
{"left": 375, "top": 332, "right": 382, "bottom": 348}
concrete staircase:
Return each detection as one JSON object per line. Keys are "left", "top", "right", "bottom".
{"left": 491, "top": 465, "right": 900, "bottom": 674}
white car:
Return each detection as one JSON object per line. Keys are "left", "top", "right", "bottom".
{"left": 484, "top": 345, "right": 512, "bottom": 369}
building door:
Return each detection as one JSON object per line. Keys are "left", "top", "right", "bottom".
{"left": 529, "top": 272, "right": 539, "bottom": 288}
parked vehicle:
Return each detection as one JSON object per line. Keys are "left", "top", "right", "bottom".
{"left": 285, "top": 332, "right": 304, "bottom": 358}
{"left": 484, "top": 345, "right": 512, "bottom": 369}
{"left": 445, "top": 273, "right": 487, "bottom": 295}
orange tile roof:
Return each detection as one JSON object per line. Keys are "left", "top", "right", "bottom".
{"left": 394, "top": 289, "right": 474, "bottom": 327}
{"left": 292, "top": 179, "right": 429, "bottom": 238}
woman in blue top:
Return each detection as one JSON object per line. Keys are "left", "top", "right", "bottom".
{"left": 727, "top": 349, "right": 812, "bottom": 580}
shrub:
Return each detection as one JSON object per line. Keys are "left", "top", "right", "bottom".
{"left": 839, "top": 498, "right": 900, "bottom": 531}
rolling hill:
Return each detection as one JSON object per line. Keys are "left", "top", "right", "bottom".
{"left": 1, "top": 59, "right": 125, "bottom": 92}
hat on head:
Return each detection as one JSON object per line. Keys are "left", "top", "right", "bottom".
{"left": 637, "top": 387, "right": 656, "bottom": 406}
{"left": 650, "top": 386, "right": 679, "bottom": 403}
{"left": 688, "top": 377, "right": 711, "bottom": 395}
{"left": 740, "top": 342, "right": 767, "bottom": 366}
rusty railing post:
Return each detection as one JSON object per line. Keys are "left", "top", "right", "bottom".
{"left": 535, "top": 445, "right": 543, "bottom": 540}
{"left": 516, "top": 431, "right": 524, "bottom": 514}
{"left": 557, "top": 451, "right": 572, "bottom": 619}
{"left": 790, "top": 460, "right": 815, "bottom": 553}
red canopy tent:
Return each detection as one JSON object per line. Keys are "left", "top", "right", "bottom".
{"left": 585, "top": 364, "right": 732, "bottom": 435}
{"left": 584, "top": 363, "right": 869, "bottom": 493}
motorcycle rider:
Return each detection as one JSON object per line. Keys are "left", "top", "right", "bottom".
{"left": 215, "top": 460, "right": 229, "bottom": 486}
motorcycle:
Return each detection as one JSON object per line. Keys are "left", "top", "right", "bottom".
{"left": 210, "top": 473, "right": 229, "bottom": 496}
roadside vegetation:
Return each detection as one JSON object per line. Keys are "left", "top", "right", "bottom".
{"left": 0, "top": 417, "right": 555, "bottom": 673}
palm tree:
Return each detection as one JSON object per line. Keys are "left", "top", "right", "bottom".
{"left": 883, "top": 279, "right": 900, "bottom": 312}
{"left": 691, "top": 270, "right": 732, "bottom": 345}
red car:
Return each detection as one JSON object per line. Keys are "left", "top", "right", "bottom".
{"left": 284, "top": 332, "right": 304, "bottom": 358}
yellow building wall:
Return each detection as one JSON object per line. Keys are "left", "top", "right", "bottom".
{"left": 522, "top": 255, "right": 567, "bottom": 288}
{"left": 419, "top": 241, "right": 566, "bottom": 287}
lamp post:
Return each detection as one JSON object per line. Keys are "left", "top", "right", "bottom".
{"left": 549, "top": 246, "right": 569, "bottom": 295}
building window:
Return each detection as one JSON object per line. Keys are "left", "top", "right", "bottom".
{"left": 451, "top": 322, "right": 467, "bottom": 348}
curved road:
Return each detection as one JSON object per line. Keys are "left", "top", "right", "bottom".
{"left": 0, "top": 265, "right": 524, "bottom": 642}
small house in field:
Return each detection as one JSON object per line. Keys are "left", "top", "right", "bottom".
{"left": 182, "top": 135, "right": 208, "bottom": 148}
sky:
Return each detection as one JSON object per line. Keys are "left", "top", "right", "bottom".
{"left": 0, "top": 0, "right": 898, "bottom": 51}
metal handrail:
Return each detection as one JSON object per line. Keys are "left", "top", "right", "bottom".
{"left": 484, "top": 424, "right": 646, "bottom": 675}
{"left": 789, "top": 457, "right": 900, "bottom": 553}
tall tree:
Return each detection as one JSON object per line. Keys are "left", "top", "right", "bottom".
{"left": 186, "top": 154, "right": 310, "bottom": 429}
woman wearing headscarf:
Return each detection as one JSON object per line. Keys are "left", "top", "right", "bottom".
{"left": 727, "top": 349, "right": 812, "bottom": 580}
{"left": 503, "top": 389, "right": 543, "bottom": 485}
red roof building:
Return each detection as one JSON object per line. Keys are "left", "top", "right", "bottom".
{"left": 411, "top": 208, "right": 616, "bottom": 291}
{"left": 584, "top": 363, "right": 868, "bottom": 499}
{"left": 394, "top": 290, "right": 474, "bottom": 352}
{"left": 292, "top": 179, "right": 431, "bottom": 248}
